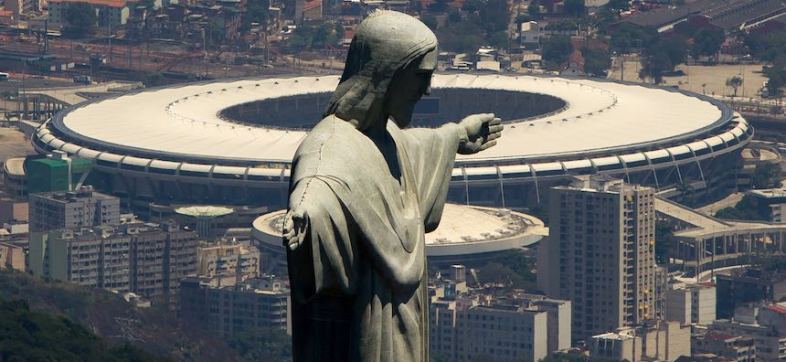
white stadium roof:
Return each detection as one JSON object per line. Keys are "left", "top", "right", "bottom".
{"left": 50, "top": 74, "right": 726, "bottom": 165}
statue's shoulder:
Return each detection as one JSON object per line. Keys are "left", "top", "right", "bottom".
{"left": 297, "top": 115, "right": 365, "bottom": 155}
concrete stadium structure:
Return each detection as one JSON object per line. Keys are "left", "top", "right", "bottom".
{"left": 31, "top": 74, "right": 753, "bottom": 210}
{"left": 252, "top": 204, "right": 547, "bottom": 269}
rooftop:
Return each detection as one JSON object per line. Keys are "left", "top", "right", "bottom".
{"left": 48, "top": 74, "right": 725, "bottom": 166}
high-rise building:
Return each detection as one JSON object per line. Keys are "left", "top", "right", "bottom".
{"left": 429, "top": 286, "right": 571, "bottom": 362}
{"left": 29, "top": 186, "right": 120, "bottom": 233}
{"left": 122, "top": 221, "right": 199, "bottom": 304}
{"left": 29, "top": 222, "right": 198, "bottom": 304}
{"left": 539, "top": 176, "right": 657, "bottom": 340}
{"left": 29, "top": 226, "right": 131, "bottom": 291}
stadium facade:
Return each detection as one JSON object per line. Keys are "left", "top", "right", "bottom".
{"left": 32, "top": 74, "right": 752, "bottom": 210}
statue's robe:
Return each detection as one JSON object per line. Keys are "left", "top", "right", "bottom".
{"left": 287, "top": 115, "right": 461, "bottom": 362}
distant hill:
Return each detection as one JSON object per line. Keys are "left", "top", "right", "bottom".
{"left": 0, "top": 298, "right": 166, "bottom": 361}
{"left": 0, "top": 269, "right": 242, "bottom": 362}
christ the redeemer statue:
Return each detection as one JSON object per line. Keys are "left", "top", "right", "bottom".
{"left": 283, "top": 10, "right": 503, "bottom": 362}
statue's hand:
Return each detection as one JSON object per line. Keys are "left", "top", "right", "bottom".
{"left": 283, "top": 208, "right": 309, "bottom": 251}
{"left": 457, "top": 113, "right": 503, "bottom": 155}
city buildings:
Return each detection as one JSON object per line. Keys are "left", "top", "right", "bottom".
{"left": 29, "top": 186, "right": 120, "bottom": 233}
{"left": 693, "top": 330, "right": 756, "bottom": 362}
{"left": 179, "top": 275, "right": 290, "bottom": 338}
{"left": 28, "top": 221, "right": 198, "bottom": 304}
{"left": 665, "top": 282, "right": 717, "bottom": 326}
{"left": 196, "top": 239, "right": 260, "bottom": 283}
{"left": 48, "top": 0, "right": 130, "bottom": 29}
{"left": 715, "top": 267, "right": 786, "bottom": 319}
{"left": 710, "top": 303, "right": 786, "bottom": 361}
{"left": 429, "top": 267, "right": 571, "bottom": 362}
{"left": 540, "top": 176, "right": 657, "bottom": 340}
{"left": 0, "top": 241, "right": 25, "bottom": 271}
{"left": 589, "top": 321, "right": 691, "bottom": 361}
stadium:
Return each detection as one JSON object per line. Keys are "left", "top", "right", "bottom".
{"left": 252, "top": 203, "right": 547, "bottom": 270}
{"left": 31, "top": 73, "right": 752, "bottom": 211}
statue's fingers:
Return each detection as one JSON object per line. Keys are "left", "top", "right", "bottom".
{"left": 489, "top": 118, "right": 502, "bottom": 126}
{"left": 487, "top": 133, "right": 501, "bottom": 141}
{"left": 476, "top": 113, "right": 495, "bottom": 121}
{"left": 480, "top": 140, "right": 497, "bottom": 150}
{"left": 489, "top": 125, "right": 504, "bottom": 133}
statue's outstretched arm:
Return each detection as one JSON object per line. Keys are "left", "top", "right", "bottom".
{"left": 457, "top": 113, "right": 503, "bottom": 155}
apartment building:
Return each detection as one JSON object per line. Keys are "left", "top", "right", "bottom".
{"left": 539, "top": 176, "right": 657, "bottom": 340}
{"left": 430, "top": 289, "right": 571, "bottom": 362}
{"left": 589, "top": 321, "right": 691, "bottom": 362}
{"left": 48, "top": 0, "right": 129, "bottom": 28}
{"left": 29, "top": 222, "right": 198, "bottom": 303}
{"left": 29, "top": 186, "right": 120, "bottom": 233}
{"left": 179, "top": 275, "right": 290, "bottom": 337}
{"left": 665, "top": 282, "right": 717, "bottom": 325}
{"left": 196, "top": 240, "right": 260, "bottom": 281}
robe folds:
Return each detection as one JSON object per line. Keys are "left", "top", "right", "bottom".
{"left": 286, "top": 115, "right": 462, "bottom": 362}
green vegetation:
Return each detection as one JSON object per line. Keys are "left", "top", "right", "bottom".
{"left": 563, "top": 0, "right": 586, "bottom": 18}
{"left": 691, "top": 28, "right": 725, "bottom": 60}
{"left": 427, "top": 0, "right": 511, "bottom": 53}
{"left": 242, "top": 0, "right": 270, "bottom": 32}
{"left": 752, "top": 162, "right": 782, "bottom": 189}
{"left": 228, "top": 327, "right": 291, "bottom": 361}
{"left": 541, "top": 36, "right": 574, "bottom": 69}
{"left": 727, "top": 75, "right": 743, "bottom": 97}
{"left": 655, "top": 221, "right": 675, "bottom": 264}
{"left": 62, "top": 3, "right": 96, "bottom": 38}
{"left": 0, "top": 298, "right": 166, "bottom": 361}
{"left": 476, "top": 250, "right": 536, "bottom": 290}
{"left": 283, "top": 20, "right": 343, "bottom": 53}
{"left": 610, "top": 23, "right": 656, "bottom": 54}
{"left": 582, "top": 47, "right": 611, "bottom": 77}
{"left": 744, "top": 28, "right": 786, "bottom": 99}
{"left": 715, "top": 194, "right": 770, "bottom": 221}
{"left": 0, "top": 269, "right": 239, "bottom": 361}
{"left": 639, "top": 36, "right": 688, "bottom": 83}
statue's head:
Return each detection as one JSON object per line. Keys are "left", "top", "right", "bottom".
{"left": 324, "top": 10, "right": 438, "bottom": 130}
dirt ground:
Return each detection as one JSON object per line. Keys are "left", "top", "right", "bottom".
{"left": 608, "top": 57, "right": 768, "bottom": 100}
{"left": 0, "top": 127, "right": 35, "bottom": 163}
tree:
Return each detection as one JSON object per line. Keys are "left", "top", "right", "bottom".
{"left": 0, "top": 299, "right": 165, "bottom": 361}
{"left": 582, "top": 47, "right": 611, "bottom": 77}
{"left": 227, "top": 327, "right": 291, "bottom": 361}
{"left": 715, "top": 194, "right": 771, "bottom": 221}
{"left": 242, "top": 0, "right": 269, "bottom": 32}
{"left": 763, "top": 56, "right": 786, "bottom": 100}
{"left": 527, "top": 0, "right": 542, "bottom": 20}
{"left": 752, "top": 162, "right": 782, "bottom": 189}
{"left": 609, "top": 23, "right": 656, "bottom": 53}
{"left": 605, "top": 0, "right": 630, "bottom": 15}
{"left": 541, "top": 36, "right": 574, "bottom": 69}
{"left": 726, "top": 75, "right": 743, "bottom": 97}
{"left": 564, "top": 0, "right": 585, "bottom": 17}
{"left": 691, "top": 28, "right": 725, "bottom": 60}
{"left": 640, "top": 35, "right": 687, "bottom": 83}
{"left": 62, "top": 3, "right": 96, "bottom": 38}
{"left": 479, "top": 0, "right": 511, "bottom": 33}
{"left": 655, "top": 221, "right": 675, "bottom": 264}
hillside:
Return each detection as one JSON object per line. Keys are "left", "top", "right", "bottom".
{"left": 0, "top": 270, "right": 242, "bottom": 361}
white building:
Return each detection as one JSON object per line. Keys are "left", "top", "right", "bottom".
{"left": 519, "top": 21, "right": 541, "bottom": 46}
{"left": 590, "top": 321, "right": 691, "bottom": 361}
{"left": 665, "top": 282, "right": 717, "bottom": 325}
{"left": 540, "top": 176, "right": 657, "bottom": 340}
{"left": 430, "top": 287, "right": 570, "bottom": 362}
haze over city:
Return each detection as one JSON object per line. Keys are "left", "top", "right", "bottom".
{"left": 2, "top": 0, "right": 786, "bottom": 361}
